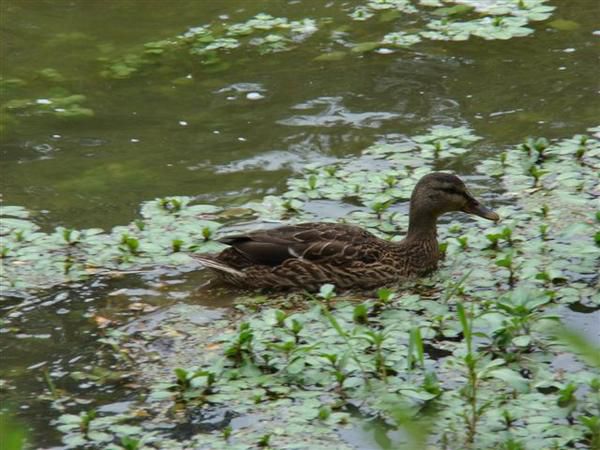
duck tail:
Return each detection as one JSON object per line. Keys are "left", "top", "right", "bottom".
{"left": 192, "top": 255, "right": 245, "bottom": 277}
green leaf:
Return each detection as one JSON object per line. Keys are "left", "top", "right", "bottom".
{"left": 351, "top": 42, "right": 381, "bottom": 53}
{"left": 487, "top": 368, "right": 529, "bottom": 393}
{"left": 548, "top": 19, "right": 580, "bottom": 31}
{"left": 432, "top": 4, "right": 474, "bottom": 16}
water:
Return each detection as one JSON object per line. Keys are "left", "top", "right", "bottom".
{"left": 1, "top": 0, "right": 599, "bottom": 448}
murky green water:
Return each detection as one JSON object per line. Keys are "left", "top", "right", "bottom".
{"left": 1, "top": 0, "right": 599, "bottom": 448}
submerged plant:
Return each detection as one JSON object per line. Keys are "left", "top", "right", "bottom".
{"left": 224, "top": 322, "right": 254, "bottom": 366}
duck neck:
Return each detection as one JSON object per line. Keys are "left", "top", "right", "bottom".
{"left": 405, "top": 207, "right": 438, "bottom": 243}
{"left": 392, "top": 206, "right": 441, "bottom": 276}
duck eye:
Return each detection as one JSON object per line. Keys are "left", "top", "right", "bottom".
{"left": 439, "top": 187, "right": 462, "bottom": 195}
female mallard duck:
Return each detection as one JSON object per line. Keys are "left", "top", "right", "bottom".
{"left": 194, "top": 173, "right": 499, "bottom": 291}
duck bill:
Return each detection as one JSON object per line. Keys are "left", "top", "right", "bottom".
{"left": 462, "top": 197, "right": 500, "bottom": 222}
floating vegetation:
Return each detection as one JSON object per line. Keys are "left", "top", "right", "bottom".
{"left": 422, "top": 16, "right": 534, "bottom": 41}
{"left": 1, "top": 93, "right": 94, "bottom": 120}
{"left": 50, "top": 285, "right": 600, "bottom": 449}
{"left": 94, "top": 0, "right": 557, "bottom": 80}
{"left": 101, "top": 14, "right": 319, "bottom": 79}
{"left": 0, "top": 0, "right": 560, "bottom": 135}
{"left": 4, "top": 121, "right": 599, "bottom": 448}
{"left": 381, "top": 31, "right": 423, "bottom": 47}
{"left": 0, "top": 198, "right": 223, "bottom": 295}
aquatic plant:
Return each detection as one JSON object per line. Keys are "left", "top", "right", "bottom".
{"left": 4, "top": 123, "right": 599, "bottom": 449}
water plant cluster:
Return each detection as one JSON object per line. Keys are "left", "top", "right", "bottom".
{"left": 102, "top": 14, "right": 318, "bottom": 79}
{"left": 27, "top": 126, "right": 599, "bottom": 449}
{"left": 0, "top": 79, "right": 94, "bottom": 134}
{"left": 50, "top": 286, "right": 600, "bottom": 449}
{"left": 0, "top": 0, "right": 562, "bottom": 135}
{"left": 101, "top": 0, "right": 556, "bottom": 78}
{"left": 0, "top": 198, "right": 224, "bottom": 295}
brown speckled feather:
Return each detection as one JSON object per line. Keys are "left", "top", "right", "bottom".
{"left": 194, "top": 222, "right": 438, "bottom": 290}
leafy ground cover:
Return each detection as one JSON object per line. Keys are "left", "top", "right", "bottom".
{"left": 4, "top": 126, "right": 597, "bottom": 449}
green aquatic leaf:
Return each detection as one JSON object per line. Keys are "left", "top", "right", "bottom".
{"left": 351, "top": 41, "right": 382, "bottom": 53}
{"left": 0, "top": 205, "right": 29, "bottom": 219}
{"left": 432, "top": 4, "right": 474, "bottom": 16}
{"left": 548, "top": 19, "right": 580, "bottom": 30}
{"left": 314, "top": 51, "right": 347, "bottom": 62}
{"left": 381, "top": 32, "right": 422, "bottom": 47}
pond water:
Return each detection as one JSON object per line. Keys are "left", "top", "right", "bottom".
{"left": 1, "top": 1, "right": 599, "bottom": 449}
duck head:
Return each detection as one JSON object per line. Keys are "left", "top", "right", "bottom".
{"left": 408, "top": 172, "right": 499, "bottom": 236}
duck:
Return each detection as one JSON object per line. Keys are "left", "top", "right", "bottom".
{"left": 194, "top": 172, "right": 499, "bottom": 291}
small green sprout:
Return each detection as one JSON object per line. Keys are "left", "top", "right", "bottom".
{"left": 172, "top": 239, "right": 183, "bottom": 252}
{"left": 222, "top": 425, "right": 232, "bottom": 440}
{"left": 63, "top": 256, "right": 74, "bottom": 274}
{"left": 580, "top": 415, "right": 600, "bottom": 450}
{"left": 522, "top": 137, "right": 549, "bottom": 162}
{"left": 174, "top": 367, "right": 216, "bottom": 397}
{"left": 407, "top": 327, "right": 425, "bottom": 370}
{"left": 274, "top": 310, "right": 287, "bottom": 327}
{"left": 318, "top": 284, "right": 336, "bottom": 302}
{"left": 539, "top": 223, "right": 548, "bottom": 240}
{"left": 257, "top": 433, "right": 271, "bottom": 447}
{"left": 352, "top": 303, "right": 369, "bottom": 324}
{"left": 499, "top": 151, "right": 508, "bottom": 167}
{"left": 120, "top": 234, "right": 140, "bottom": 255}
{"left": 422, "top": 371, "right": 442, "bottom": 397}
{"left": 376, "top": 287, "right": 395, "bottom": 304}
{"left": 324, "top": 166, "right": 337, "bottom": 176}
{"left": 384, "top": 175, "right": 397, "bottom": 187}
{"left": 288, "top": 319, "right": 303, "bottom": 343}
{"left": 159, "top": 198, "right": 182, "bottom": 212}
{"left": 318, "top": 406, "right": 331, "bottom": 421}
{"left": 371, "top": 200, "right": 393, "bottom": 219}
{"left": 121, "top": 436, "right": 141, "bottom": 450}
{"left": 224, "top": 323, "right": 254, "bottom": 365}
{"left": 80, "top": 409, "right": 96, "bottom": 435}
{"left": 282, "top": 199, "right": 299, "bottom": 213}
{"left": 557, "top": 382, "right": 577, "bottom": 409}
{"left": 321, "top": 353, "right": 348, "bottom": 390}
{"left": 62, "top": 228, "right": 73, "bottom": 243}
{"left": 528, "top": 164, "right": 544, "bottom": 187}
{"left": 486, "top": 233, "right": 501, "bottom": 249}
{"left": 174, "top": 368, "right": 190, "bottom": 389}
{"left": 496, "top": 252, "right": 516, "bottom": 286}
{"left": 201, "top": 226, "right": 213, "bottom": 241}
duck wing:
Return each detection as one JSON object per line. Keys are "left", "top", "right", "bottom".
{"left": 218, "top": 222, "right": 381, "bottom": 267}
